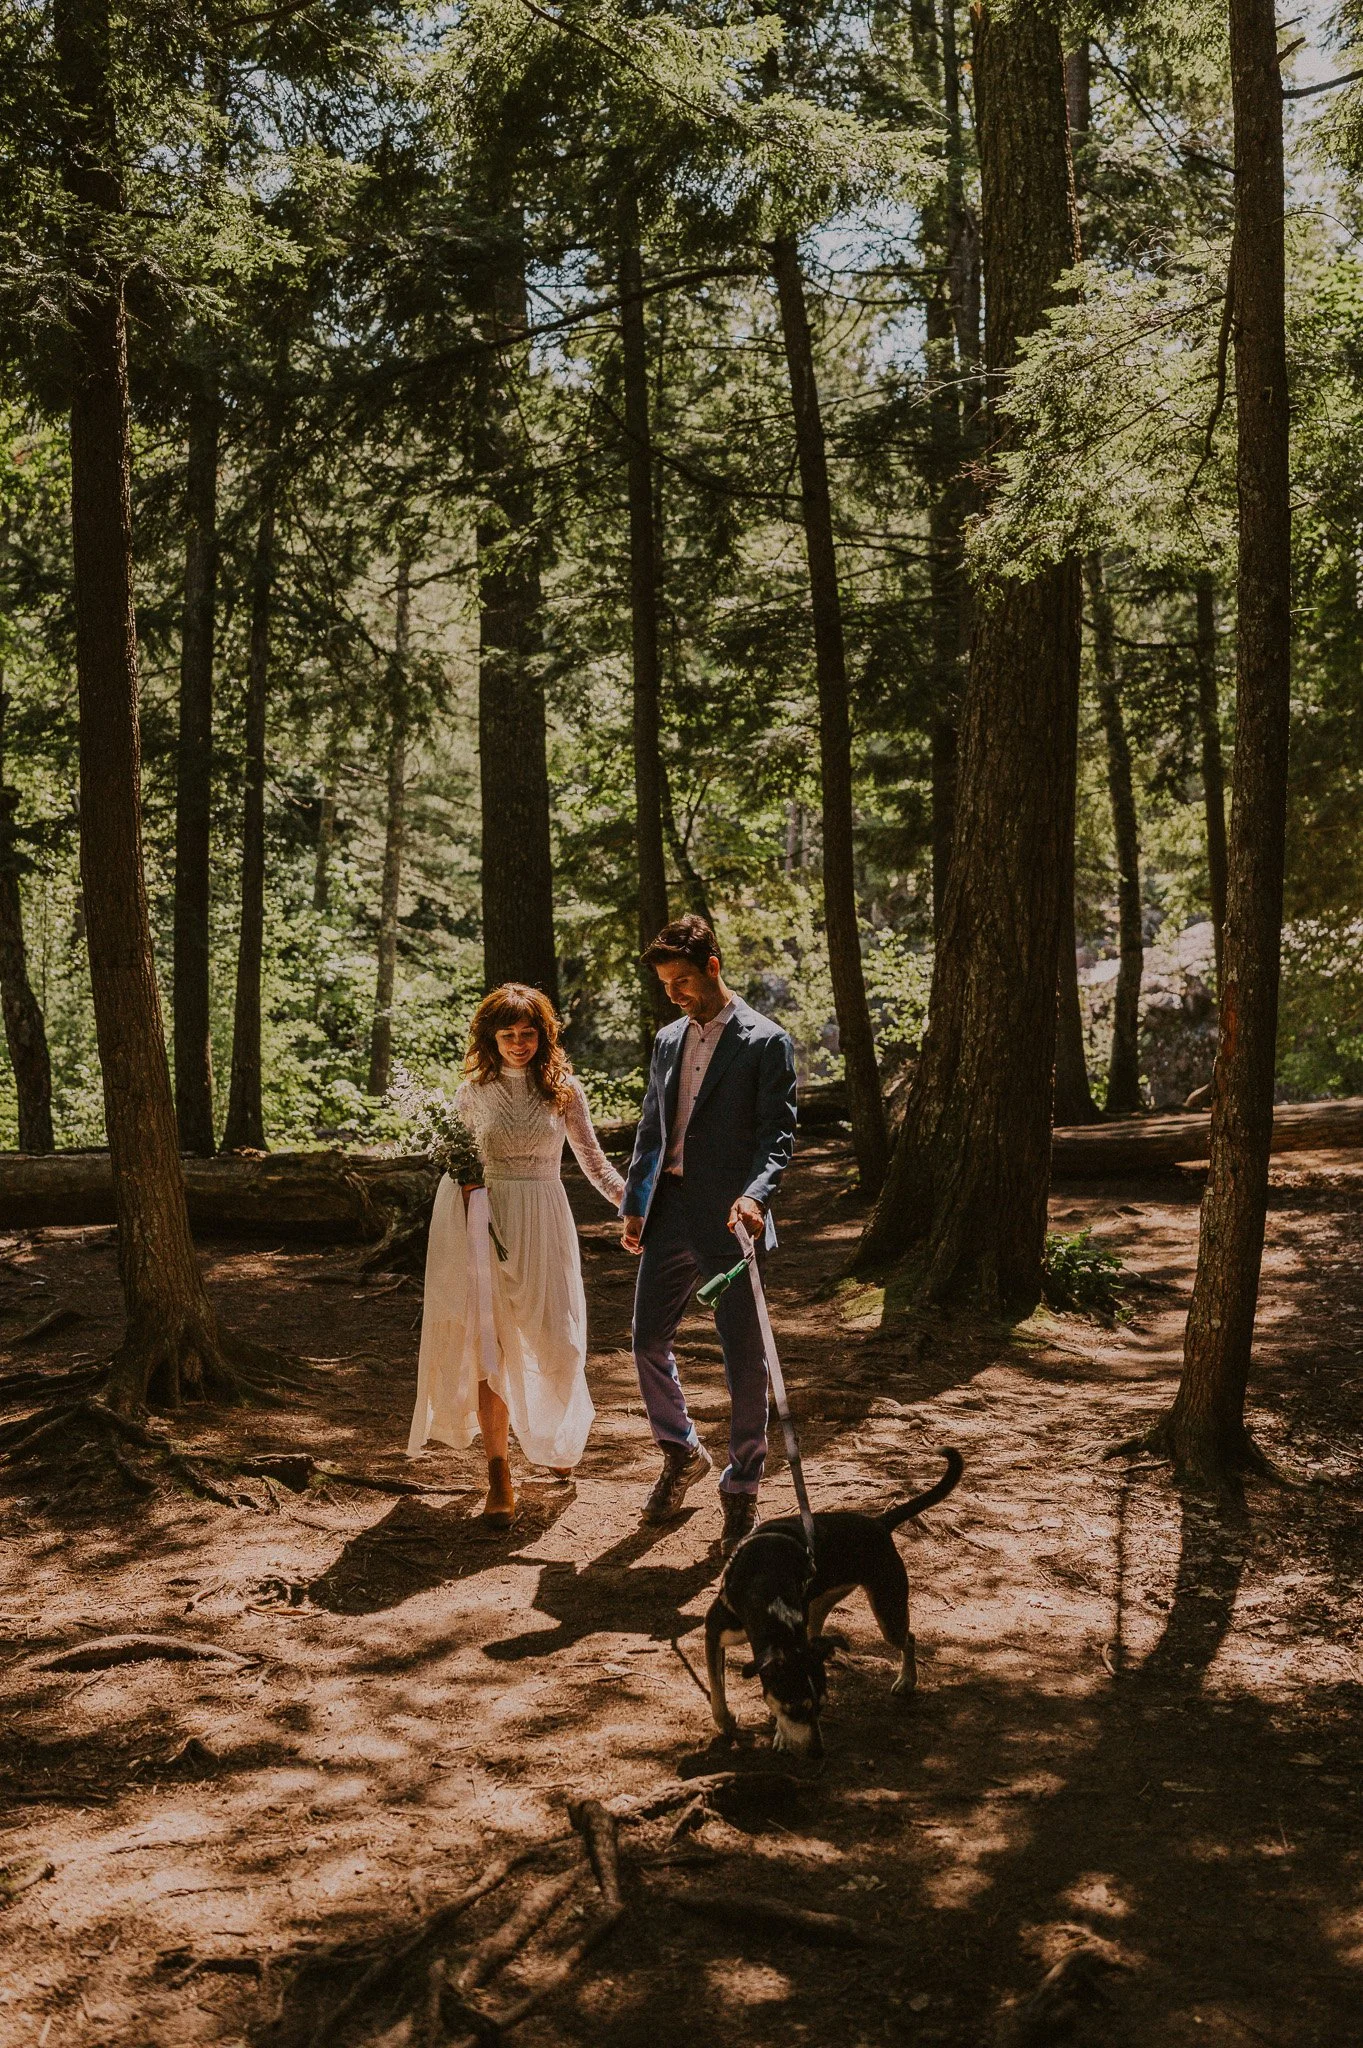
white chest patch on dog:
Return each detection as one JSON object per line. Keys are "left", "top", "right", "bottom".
{"left": 771, "top": 1598, "right": 805, "bottom": 1630}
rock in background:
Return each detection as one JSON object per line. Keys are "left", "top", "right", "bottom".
{"left": 1079, "top": 920, "right": 1219, "bottom": 1110}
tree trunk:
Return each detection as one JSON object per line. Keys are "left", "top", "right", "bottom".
{"left": 925, "top": 0, "right": 978, "bottom": 931}
{"left": 1064, "top": 43, "right": 1090, "bottom": 137}
{"left": 312, "top": 712, "right": 344, "bottom": 915}
{"left": 1054, "top": 852, "right": 1098, "bottom": 1124}
{"left": 1196, "top": 572, "right": 1229, "bottom": 989}
{"left": 220, "top": 496, "right": 273, "bottom": 1153}
{"left": 772, "top": 231, "right": 887, "bottom": 1193}
{"left": 619, "top": 205, "right": 670, "bottom": 1027}
{"left": 1088, "top": 554, "right": 1144, "bottom": 1113}
{"left": 55, "top": 0, "right": 228, "bottom": 1411}
{"left": 313, "top": 781, "right": 337, "bottom": 913}
{"left": 1154, "top": 0, "right": 1291, "bottom": 1486}
{"left": 367, "top": 556, "right": 410, "bottom": 1096}
{"left": 0, "top": 691, "right": 55, "bottom": 1153}
{"left": 661, "top": 764, "right": 714, "bottom": 929}
{"left": 857, "top": 0, "right": 1082, "bottom": 1305}
{"left": 472, "top": 210, "right": 558, "bottom": 1003}
{"left": 925, "top": 287, "right": 963, "bottom": 935}
{"left": 171, "top": 370, "right": 219, "bottom": 1156}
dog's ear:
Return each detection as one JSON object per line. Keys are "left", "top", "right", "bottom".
{"left": 811, "top": 1630, "right": 849, "bottom": 1665}
{"left": 743, "top": 1646, "right": 777, "bottom": 1679}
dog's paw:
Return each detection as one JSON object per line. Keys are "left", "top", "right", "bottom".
{"left": 890, "top": 1672, "right": 917, "bottom": 1697}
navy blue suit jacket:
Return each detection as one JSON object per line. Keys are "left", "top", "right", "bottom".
{"left": 620, "top": 996, "right": 798, "bottom": 1252}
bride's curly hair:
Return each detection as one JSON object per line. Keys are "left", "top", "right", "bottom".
{"left": 466, "top": 983, "right": 575, "bottom": 1113}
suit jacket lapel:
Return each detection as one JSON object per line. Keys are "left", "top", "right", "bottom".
{"left": 689, "top": 1007, "right": 746, "bottom": 1124}
{"left": 660, "top": 1023, "right": 686, "bottom": 1144}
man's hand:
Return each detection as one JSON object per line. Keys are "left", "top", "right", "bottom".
{"left": 621, "top": 1214, "right": 644, "bottom": 1256}
{"left": 728, "top": 1196, "right": 765, "bottom": 1242}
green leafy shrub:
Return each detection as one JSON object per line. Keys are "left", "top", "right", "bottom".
{"left": 1042, "top": 1229, "right": 1127, "bottom": 1318}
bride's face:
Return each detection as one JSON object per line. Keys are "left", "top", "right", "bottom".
{"left": 494, "top": 1020, "right": 540, "bottom": 1069}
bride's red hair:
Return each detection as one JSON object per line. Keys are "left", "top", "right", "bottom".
{"left": 466, "top": 984, "right": 574, "bottom": 1113}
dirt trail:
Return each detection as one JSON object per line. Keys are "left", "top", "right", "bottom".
{"left": 1, "top": 1137, "right": 1361, "bottom": 2047}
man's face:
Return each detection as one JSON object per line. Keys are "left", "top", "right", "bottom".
{"left": 656, "top": 956, "right": 722, "bottom": 1019}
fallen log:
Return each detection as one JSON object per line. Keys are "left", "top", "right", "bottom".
{"left": 0, "top": 1148, "right": 436, "bottom": 1239}
{"left": 1051, "top": 1097, "right": 1363, "bottom": 1179}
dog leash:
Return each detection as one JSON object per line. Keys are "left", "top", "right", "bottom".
{"left": 697, "top": 1220, "right": 818, "bottom": 1567}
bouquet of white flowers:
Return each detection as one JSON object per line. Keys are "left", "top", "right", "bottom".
{"left": 387, "top": 1063, "right": 484, "bottom": 1184}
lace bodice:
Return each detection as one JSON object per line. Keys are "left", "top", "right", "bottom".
{"left": 455, "top": 1072, "right": 625, "bottom": 1206}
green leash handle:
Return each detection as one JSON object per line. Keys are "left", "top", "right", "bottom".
{"left": 696, "top": 1257, "right": 747, "bottom": 1309}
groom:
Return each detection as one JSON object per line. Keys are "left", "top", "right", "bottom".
{"left": 620, "top": 916, "right": 798, "bottom": 1554}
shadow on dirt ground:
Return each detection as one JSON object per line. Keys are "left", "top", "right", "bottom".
{"left": 0, "top": 1137, "right": 1361, "bottom": 2046}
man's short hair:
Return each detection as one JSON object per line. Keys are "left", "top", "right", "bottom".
{"left": 641, "top": 914, "right": 721, "bottom": 973}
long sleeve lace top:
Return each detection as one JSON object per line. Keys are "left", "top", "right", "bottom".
{"left": 455, "top": 1071, "right": 626, "bottom": 1207}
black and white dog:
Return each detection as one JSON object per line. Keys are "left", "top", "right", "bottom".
{"left": 704, "top": 1449, "right": 964, "bottom": 1756}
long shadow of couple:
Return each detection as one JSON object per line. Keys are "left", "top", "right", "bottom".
{"left": 481, "top": 1515, "right": 721, "bottom": 1662}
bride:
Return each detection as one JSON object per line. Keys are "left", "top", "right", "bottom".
{"left": 407, "top": 983, "right": 625, "bottom": 1525}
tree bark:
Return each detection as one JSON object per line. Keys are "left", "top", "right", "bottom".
{"left": 1054, "top": 850, "right": 1098, "bottom": 1124}
{"left": 772, "top": 231, "right": 887, "bottom": 1193}
{"left": 472, "top": 209, "right": 558, "bottom": 1003}
{"left": 0, "top": 691, "right": 54, "bottom": 1153}
{"left": 56, "top": 0, "right": 228, "bottom": 1410}
{"left": 619, "top": 206, "right": 670, "bottom": 1027}
{"left": 1153, "top": 0, "right": 1291, "bottom": 1486}
{"left": 1196, "top": 572, "right": 1229, "bottom": 989}
{"left": 925, "top": 0, "right": 978, "bottom": 930}
{"left": 367, "top": 556, "right": 410, "bottom": 1096}
{"left": 172, "top": 371, "right": 219, "bottom": 1155}
{"left": 1088, "top": 554, "right": 1144, "bottom": 1113}
{"left": 313, "top": 781, "right": 337, "bottom": 912}
{"left": 661, "top": 764, "right": 714, "bottom": 929}
{"left": 857, "top": 0, "right": 1082, "bottom": 1305}
{"left": 220, "top": 495, "right": 274, "bottom": 1153}
{"left": 925, "top": 286, "right": 963, "bottom": 935}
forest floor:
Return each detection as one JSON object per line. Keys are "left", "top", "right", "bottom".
{"left": 1, "top": 1135, "right": 1361, "bottom": 2048}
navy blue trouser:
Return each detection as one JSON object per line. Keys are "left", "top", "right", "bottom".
{"left": 631, "top": 1176, "right": 769, "bottom": 1495}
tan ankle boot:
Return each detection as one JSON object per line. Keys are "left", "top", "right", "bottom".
{"left": 484, "top": 1456, "right": 516, "bottom": 1529}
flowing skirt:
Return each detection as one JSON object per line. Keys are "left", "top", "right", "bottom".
{"left": 406, "top": 1174, "right": 595, "bottom": 1468}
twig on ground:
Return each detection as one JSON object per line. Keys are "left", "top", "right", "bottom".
{"left": 0, "top": 1856, "right": 55, "bottom": 1903}
{"left": 654, "top": 1882, "right": 896, "bottom": 1949}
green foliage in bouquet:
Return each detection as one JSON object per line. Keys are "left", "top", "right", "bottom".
{"left": 387, "top": 1064, "right": 484, "bottom": 1184}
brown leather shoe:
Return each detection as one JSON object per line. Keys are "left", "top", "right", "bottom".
{"left": 483, "top": 1456, "right": 516, "bottom": 1529}
{"left": 719, "top": 1491, "right": 757, "bottom": 1556}
{"left": 641, "top": 1442, "right": 714, "bottom": 1523}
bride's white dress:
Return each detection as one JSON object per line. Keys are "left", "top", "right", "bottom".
{"left": 407, "top": 1071, "right": 626, "bottom": 1467}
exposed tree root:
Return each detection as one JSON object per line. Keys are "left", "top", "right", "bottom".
{"left": 1, "top": 1394, "right": 252, "bottom": 1505}
{"left": 454, "top": 1870, "right": 582, "bottom": 1995}
{"left": 291, "top": 1806, "right": 633, "bottom": 2048}
{"left": 36, "top": 1633, "right": 255, "bottom": 1673}
{"left": 15, "top": 1304, "right": 84, "bottom": 1346}
{"left": 1103, "top": 1412, "right": 1301, "bottom": 1492}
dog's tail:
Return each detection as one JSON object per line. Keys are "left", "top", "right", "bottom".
{"left": 880, "top": 1448, "right": 964, "bottom": 1532}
